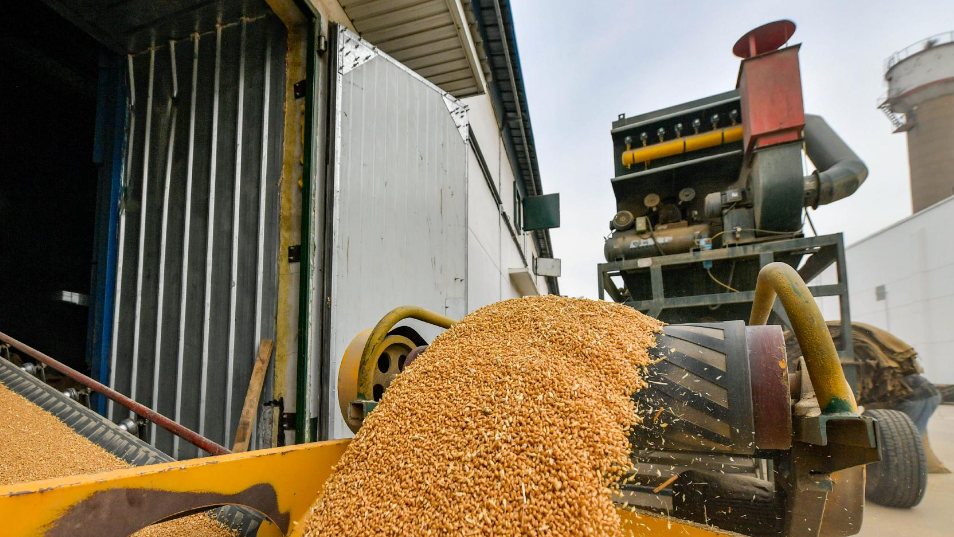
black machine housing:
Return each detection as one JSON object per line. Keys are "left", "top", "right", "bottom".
{"left": 602, "top": 90, "right": 809, "bottom": 324}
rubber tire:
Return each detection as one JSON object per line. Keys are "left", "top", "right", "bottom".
{"left": 864, "top": 408, "right": 927, "bottom": 508}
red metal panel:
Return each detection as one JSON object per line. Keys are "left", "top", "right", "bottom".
{"left": 738, "top": 45, "right": 805, "bottom": 151}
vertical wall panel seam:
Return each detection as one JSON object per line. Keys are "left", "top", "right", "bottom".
{"left": 199, "top": 25, "right": 224, "bottom": 446}
{"left": 150, "top": 65, "right": 178, "bottom": 444}
{"left": 150, "top": 38, "right": 181, "bottom": 445}
{"left": 129, "top": 47, "right": 156, "bottom": 415}
{"left": 172, "top": 33, "right": 200, "bottom": 459}
{"left": 108, "top": 54, "right": 136, "bottom": 421}
{"left": 224, "top": 18, "right": 248, "bottom": 447}
{"left": 251, "top": 29, "right": 273, "bottom": 454}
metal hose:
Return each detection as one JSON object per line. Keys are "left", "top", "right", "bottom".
{"left": 749, "top": 262, "right": 858, "bottom": 414}
{"left": 358, "top": 307, "right": 457, "bottom": 401}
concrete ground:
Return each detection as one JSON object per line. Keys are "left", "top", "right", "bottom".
{"left": 858, "top": 404, "right": 954, "bottom": 536}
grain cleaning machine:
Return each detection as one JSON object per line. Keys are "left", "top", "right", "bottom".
{"left": 597, "top": 15, "right": 935, "bottom": 523}
{"left": 596, "top": 21, "right": 865, "bottom": 375}
{"left": 0, "top": 261, "right": 878, "bottom": 537}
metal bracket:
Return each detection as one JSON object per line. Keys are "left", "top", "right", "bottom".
{"left": 280, "top": 412, "right": 296, "bottom": 431}
{"left": 294, "top": 80, "right": 306, "bottom": 99}
{"left": 263, "top": 398, "right": 284, "bottom": 446}
{"left": 443, "top": 94, "right": 470, "bottom": 142}
{"left": 339, "top": 32, "right": 377, "bottom": 74}
{"left": 288, "top": 245, "right": 301, "bottom": 263}
{"left": 347, "top": 399, "right": 377, "bottom": 424}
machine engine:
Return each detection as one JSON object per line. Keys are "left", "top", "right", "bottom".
{"left": 602, "top": 20, "right": 867, "bottom": 323}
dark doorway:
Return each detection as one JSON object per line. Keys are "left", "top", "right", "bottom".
{"left": 0, "top": 1, "right": 103, "bottom": 375}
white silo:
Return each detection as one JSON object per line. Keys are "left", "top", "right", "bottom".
{"left": 880, "top": 32, "right": 954, "bottom": 213}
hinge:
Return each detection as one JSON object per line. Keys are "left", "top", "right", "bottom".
{"left": 294, "top": 80, "right": 307, "bottom": 99}
{"left": 280, "top": 412, "right": 296, "bottom": 431}
{"left": 288, "top": 245, "right": 301, "bottom": 263}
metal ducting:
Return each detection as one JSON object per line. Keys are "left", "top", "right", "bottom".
{"left": 803, "top": 114, "right": 868, "bottom": 207}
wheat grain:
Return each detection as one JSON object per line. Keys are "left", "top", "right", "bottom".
{"left": 303, "top": 295, "right": 661, "bottom": 536}
{"left": 0, "top": 383, "right": 235, "bottom": 536}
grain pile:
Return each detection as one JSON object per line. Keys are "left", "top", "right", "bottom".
{"left": 304, "top": 295, "right": 662, "bottom": 536}
{"left": 0, "top": 382, "right": 235, "bottom": 537}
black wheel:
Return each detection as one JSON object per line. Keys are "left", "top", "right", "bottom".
{"left": 864, "top": 408, "right": 927, "bottom": 508}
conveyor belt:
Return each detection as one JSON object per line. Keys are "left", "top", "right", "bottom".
{"left": 0, "top": 356, "right": 263, "bottom": 535}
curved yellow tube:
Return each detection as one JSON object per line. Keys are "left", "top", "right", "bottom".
{"left": 621, "top": 125, "right": 743, "bottom": 167}
{"left": 749, "top": 262, "right": 858, "bottom": 414}
{"left": 357, "top": 306, "right": 457, "bottom": 400}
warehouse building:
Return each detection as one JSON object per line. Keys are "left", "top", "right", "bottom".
{"left": 817, "top": 196, "right": 954, "bottom": 385}
{"left": 816, "top": 33, "right": 954, "bottom": 385}
{"left": 0, "top": 0, "right": 559, "bottom": 456}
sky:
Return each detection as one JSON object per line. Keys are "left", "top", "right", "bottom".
{"left": 509, "top": 1, "right": 954, "bottom": 298}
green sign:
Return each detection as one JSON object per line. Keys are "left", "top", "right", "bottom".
{"left": 522, "top": 193, "right": 560, "bottom": 231}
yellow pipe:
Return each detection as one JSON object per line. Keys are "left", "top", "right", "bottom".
{"left": 749, "top": 262, "right": 858, "bottom": 414}
{"left": 621, "top": 125, "right": 743, "bottom": 168}
{"left": 357, "top": 306, "right": 457, "bottom": 400}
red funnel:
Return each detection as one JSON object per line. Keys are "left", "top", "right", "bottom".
{"left": 733, "top": 20, "right": 796, "bottom": 58}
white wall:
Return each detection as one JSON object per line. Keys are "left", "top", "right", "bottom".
{"left": 324, "top": 41, "right": 470, "bottom": 439}
{"left": 817, "top": 197, "right": 954, "bottom": 383}
{"left": 463, "top": 92, "right": 550, "bottom": 310}
{"left": 300, "top": 1, "right": 554, "bottom": 443}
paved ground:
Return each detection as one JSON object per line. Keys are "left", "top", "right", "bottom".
{"left": 857, "top": 404, "right": 954, "bottom": 536}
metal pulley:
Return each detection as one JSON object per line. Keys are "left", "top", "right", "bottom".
{"left": 337, "top": 329, "right": 419, "bottom": 433}
{"left": 336, "top": 306, "right": 457, "bottom": 433}
{"left": 678, "top": 187, "right": 696, "bottom": 203}
{"left": 610, "top": 210, "right": 636, "bottom": 231}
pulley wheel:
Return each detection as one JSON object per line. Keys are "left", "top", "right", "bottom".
{"left": 337, "top": 330, "right": 416, "bottom": 433}
{"left": 611, "top": 210, "right": 635, "bottom": 232}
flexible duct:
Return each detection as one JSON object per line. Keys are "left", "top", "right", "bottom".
{"left": 803, "top": 114, "right": 868, "bottom": 207}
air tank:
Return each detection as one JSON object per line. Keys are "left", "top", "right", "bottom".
{"left": 881, "top": 32, "right": 954, "bottom": 213}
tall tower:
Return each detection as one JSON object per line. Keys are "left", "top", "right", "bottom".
{"left": 880, "top": 32, "right": 954, "bottom": 213}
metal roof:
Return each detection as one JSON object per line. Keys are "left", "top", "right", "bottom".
{"left": 340, "top": 0, "right": 486, "bottom": 98}
{"left": 470, "top": 0, "right": 558, "bottom": 294}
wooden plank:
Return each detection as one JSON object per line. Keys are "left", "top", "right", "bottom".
{"left": 232, "top": 339, "right": 274, "bottom": 452}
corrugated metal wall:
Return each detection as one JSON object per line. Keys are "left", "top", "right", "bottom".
{"left": 817, "top": 197, "right": 954, "bottom": 384}
{"left": 108, "top": 13, "right": 286, "bottom": 458}
{"left": 325, "top": 29, "right": 469, "bottom": 439}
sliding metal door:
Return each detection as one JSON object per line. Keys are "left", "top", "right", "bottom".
{"left": 108, "top": 13, "right": 286, "bottom": 458}
{"left": 322, "top": 28, "right": 469, "bottom": 440}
